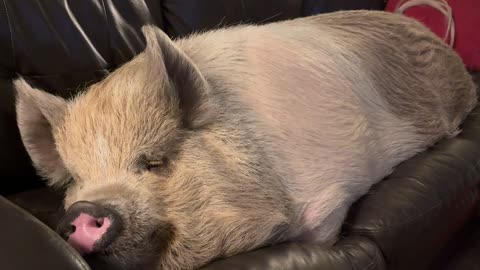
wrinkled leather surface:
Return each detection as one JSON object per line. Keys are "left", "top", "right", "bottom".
{"left": 0, "top": 195, "right": 90, "bottom": 270}
{"left": 442, "top": 221, "right": 480, "bottom": 270}
{"left": 202, "top": 237, "right": 385, "bottom": 270}
{"left": 2, "top": 1, "right": 480, "bottom": 270}
{"left": 430, "top": 218, "right": 480, "bottom": 270}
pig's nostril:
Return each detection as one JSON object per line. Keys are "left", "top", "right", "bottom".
{"left": 95, "top": 218, "right": 104, "bottom": 228}
{"left": 60, "top": 225, "right": 76, "bottom": 239}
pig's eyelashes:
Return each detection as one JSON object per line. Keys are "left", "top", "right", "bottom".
{"left": 147, "top": 160, "right": 164, "bottom": 170}
{"left": 138, "top": 156, "right": 169, "bottom": 172}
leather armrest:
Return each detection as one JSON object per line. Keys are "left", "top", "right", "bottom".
{"left": 0, "top": 195, "right": 90, "bottom": 270}
{"left": 6, "top": 188, "right": 65, "bottom": 230}
{"left": 201, "top": 237, "right": 385, "bottom": 270}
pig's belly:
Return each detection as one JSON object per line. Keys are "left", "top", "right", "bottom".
{"left": 239, "top": 33, "right": 431, "bottom": 242}
{"left": 241, "top": 75, "right": 427, "bottom": 243}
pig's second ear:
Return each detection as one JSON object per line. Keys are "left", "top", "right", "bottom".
{"left": 14, "top": 78, "right": 70, "bottom": 187}
{"left": 141, "top": 25, "right": 215, "bottom": 129}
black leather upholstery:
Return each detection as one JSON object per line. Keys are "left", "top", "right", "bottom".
{"left": 0, "top": 196, "right": 90, "bottom": 270}
{"left": 437, "top": 219, "right": 480, "bottom": 270}
{"left": 203, "top": 236, "right": 386, "bottom": 270}
{"left": 7, "top": 187, "right": 64, "bottom": 229}
{"left": 162, "top": 0, "right": 386, "bottom": 38}
{"left": 2, "top": 1, "right": 480, "bottom": 270}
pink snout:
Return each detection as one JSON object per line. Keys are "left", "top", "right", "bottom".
{"left": 57, "top": 201, "right": 123, "bottom": 255}
{"left": 68, "top": 214, "right": 111, "bottom": 254}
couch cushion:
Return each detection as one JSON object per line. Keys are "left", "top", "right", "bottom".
{"left": 302, "top": 0, "right": 386, "bottom": 16}
{"left": 437, "top": 218, "right": 480, "bottom": 270}
{"left": 428, "top": 217, "right": 480, "bottom": 270}
{"left": 7, "top": 187, "right": 64, "bottom": 229}
{"left": 202, "top": 237, "right": 386, "bottom": 270}
{"left": 161, "top": 0, "right": 304, "bottom": 38}
{"left": 0, "top": 195, "right": 90, "bottom": 270}
{"left": 162, "top": 0, "right": 386, "bottom": 38}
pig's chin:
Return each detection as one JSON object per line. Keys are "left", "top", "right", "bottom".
{"left": 84, "top": 253, "right": 158, "bottom": 270}
{"left": 85, "top": 225, "right": 167, "bottom": 270}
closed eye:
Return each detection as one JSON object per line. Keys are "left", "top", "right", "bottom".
{"left": 147, "top": 160, "right": 164, "bottom": 170}
{"left": 138, "top": 156, "right": 169, "bottom": 172}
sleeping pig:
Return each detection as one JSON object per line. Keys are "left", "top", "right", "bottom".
{"left": 14, "top": 10, "right": 477, "bottom": 270}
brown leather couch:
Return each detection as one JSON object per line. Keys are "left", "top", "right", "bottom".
{"left": 1, "top": 1, "right": 480, "bottom": 269}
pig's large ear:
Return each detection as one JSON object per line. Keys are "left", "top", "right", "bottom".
{"left": 141, "top": 25, "right": 215, "bottom": 129}
{"left": 14, "top": 78, "right": 70, "bottom": 187}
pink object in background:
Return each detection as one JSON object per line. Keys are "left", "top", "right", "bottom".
{"left": 386, "top": 0, "right": 480, "bottom": 70}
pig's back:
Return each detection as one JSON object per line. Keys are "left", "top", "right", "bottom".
{"left": 177, "top": 10, "right": 477, "bottom": 243}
